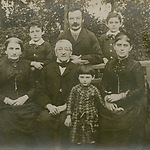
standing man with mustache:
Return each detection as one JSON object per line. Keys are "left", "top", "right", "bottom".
{"left": 58, "top": 6, "right": 104, "bottom": 65}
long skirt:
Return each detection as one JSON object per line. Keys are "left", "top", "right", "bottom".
{"left": 0, "top": 103, "right": 39, "bottom": 146}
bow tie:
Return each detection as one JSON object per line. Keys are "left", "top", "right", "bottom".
{"left": 57, "top": 62, "right": 68, "bottom": 68}
{"left": 107, "top": 34, "right": 115, "bottom": 39}
{"left": 29, "top": 44, "right": 39, "bottom": 49}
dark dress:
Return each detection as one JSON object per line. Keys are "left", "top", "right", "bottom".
{"left": 66, "top": 84, "right": 103, "bottom": 144}
{"left": 0, "top": 58, "right": 39, "bottom": 146}
{"left": 99, "top": 57, "right": 147, "bottom": 147}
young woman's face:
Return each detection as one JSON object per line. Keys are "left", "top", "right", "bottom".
{"left": 114, "top": 39, "right": 132, "bottom": 59}
{"left": 106, "top": 17, "right": 122, "bottom": 33}
{"left": 29, "top": 26, "right": 44, "bottom": 42}
{"left": 5, "top": 42, "right": 22, "bottom": 60}
{"left": 78, "top": 74, "right": 94, "bottom": 87}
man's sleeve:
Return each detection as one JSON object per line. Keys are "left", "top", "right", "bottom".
{"left": 35, "top": 67, "right": 51, "bottom": 107}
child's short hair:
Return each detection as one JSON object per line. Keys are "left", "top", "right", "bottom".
{"left": 106, "top": 12, "right": 122, "bottom": 23}
{"left": 78, "top": 65, "right": 95, "bottom": 77}
{"left": 55, "top": 39, "right": 72, "bottom": 51}
{"left": 28, "top": 20, "right": 44, "bottom": 31}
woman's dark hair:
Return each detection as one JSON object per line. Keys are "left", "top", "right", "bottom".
{"left": 4, "top": 37, "right": 24, "bottom": 51}
{"left": 106, "top": 12, "right": 122, "bottom": 23}
{"left": 114, "top": 32, "right": 132, "bottom": 45}
{"left": 78, "top": 65, "right": 95, "bottom": 77}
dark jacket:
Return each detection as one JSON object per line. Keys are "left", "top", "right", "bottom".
{"left": 23, "top": 41, "right": 53, "bottom": 65}
{"left": 58, "top": 28, "right": 103, "bottom": 64}
{"left": 36, "top": 61, "right": 78, "bottom": 108}
{"left": 99, "top": 34, "right": 117, "bottom": 60}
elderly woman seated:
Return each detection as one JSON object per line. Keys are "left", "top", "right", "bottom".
{"left": 0, "top": 37, "right": 39, "bottom": 146}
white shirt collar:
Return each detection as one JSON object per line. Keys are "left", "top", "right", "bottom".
{"left": 29, "top": 38, "right": 45, "bottom": 46}
{"left": 106, "top": 30, "right": 120, "bottom": 36}
{"left": 56, "top": 58, "right": 70, "bottom": 63}
{"left": 70, "top": 28, "right": 82, "bottom": 35}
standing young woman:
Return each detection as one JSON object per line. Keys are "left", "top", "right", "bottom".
{"left": 0, "top": 37, "right": 39, "bottom": 147}
{"left": 99, "top": 32, "right": 147, "bottom": 147}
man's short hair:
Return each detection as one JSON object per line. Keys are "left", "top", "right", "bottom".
{"left": 67, "top": 5, "right": 83, "bottom": 19}
{"left": 55, "top": 39, "right": 72, "bottom": 51}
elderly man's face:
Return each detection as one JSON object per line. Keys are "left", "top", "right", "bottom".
{"left": 55, "top": 42, "right": 72, "bottom": 62}
{"left": 68, "top": 10, "right": 84, "bottom": 31}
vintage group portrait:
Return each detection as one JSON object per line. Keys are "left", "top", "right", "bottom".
{"left": 0, "top": 0, "right": 149, "bottom": 149}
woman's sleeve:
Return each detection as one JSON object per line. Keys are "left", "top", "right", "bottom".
{"left": 100, "top": 63, "right": 111, "bottom": 98}
{"left": 125, "top": 62, "right": 145, "bottom": 102}
{"left": 66, "top": 87, "right": 76, "bottom": 116}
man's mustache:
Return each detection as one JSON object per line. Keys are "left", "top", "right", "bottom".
{"left": 72, "top": 22, "right": 79, "bottom": 27}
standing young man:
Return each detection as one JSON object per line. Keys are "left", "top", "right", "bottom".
{"left": 58, "top": 6, "right": 103, "bottom": 65}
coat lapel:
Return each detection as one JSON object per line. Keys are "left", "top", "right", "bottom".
{"left": 67, "top": 28, "right": 86, "bottom": 44}
{"left": 62, "top": 62, "right": 74, "bottom": 76}
{"left": 52, "top": 62, "right": 61, "bottom": 75}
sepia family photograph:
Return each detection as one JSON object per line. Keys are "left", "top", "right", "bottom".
{"left": 0, "top": 0, "right": 149, "bottom": 150}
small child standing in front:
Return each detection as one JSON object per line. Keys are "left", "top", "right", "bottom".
{"left": 99, "top": 12, "right": 122, "bottom": 64}
{"left": 64, "top": 65, "right": 104, "bottom": 145}
{"left": 23, "top": 20, "right": 53, "bottom": 83}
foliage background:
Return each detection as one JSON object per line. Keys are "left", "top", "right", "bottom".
{"left": 0, "top": 0, "right": 149, "bottom": 61}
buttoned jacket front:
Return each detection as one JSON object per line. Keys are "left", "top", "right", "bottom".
{"left": 36, "top": 61, "right": 78, "bottom": 108}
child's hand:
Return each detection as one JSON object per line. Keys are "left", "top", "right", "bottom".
{"left": 31, "top": 61, "right": 44, "bottom": 70}
{"left": 64, "top": 115, "right": 71, "bottom": 127}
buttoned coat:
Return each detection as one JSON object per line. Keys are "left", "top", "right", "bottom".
{"left": 58, "top": 28, "right": 103, "bottom": 64}
{"left": 36, "top": 61, "right": 79, "bottom": 108}
{"left": 99, "top": 34, "right": 117, "bottom": 60}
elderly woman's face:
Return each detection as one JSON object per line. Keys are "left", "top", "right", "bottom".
{"left": 5, "top": 42, "right": 22, "bottom": 60}
{"left": 114, "top": 39, "right": 132, "bottom": 59}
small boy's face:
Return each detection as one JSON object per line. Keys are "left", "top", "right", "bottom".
{"left": 106, "top": 17, "right": 122, "bottom": 33}
{"left": 78, "top": 74, "right": 94, "bottom": 87}
{"left": 29, "top": 26, "right": 44, "bottom": 42}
